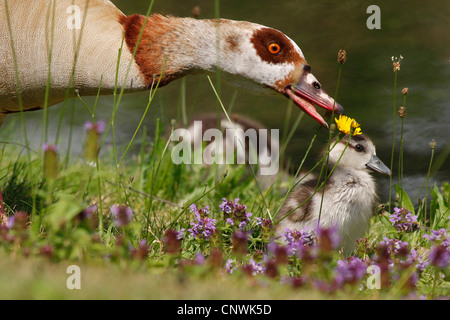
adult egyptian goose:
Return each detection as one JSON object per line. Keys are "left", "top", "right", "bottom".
{"left": 275, "top": 134, "right": 391, "bottom": 255}
{"left": 0, "top": 0, "right": 343, "bottom": 127}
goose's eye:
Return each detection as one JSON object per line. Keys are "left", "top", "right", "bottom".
{"left": 268, "top": 43, "right": 281, "bottom": 55}
{"left": 355, "top": 144, "right": 365, "bottom": 152}
{"left": 313, "top": 81, "right": 321, "bottom": 90}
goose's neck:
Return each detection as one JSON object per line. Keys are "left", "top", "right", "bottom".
{"left": 121, "top": 14, "right": 223, "bottom": 88}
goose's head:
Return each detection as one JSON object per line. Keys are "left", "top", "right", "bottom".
{"left": 215, "top": 23, "right": 345, "bottom": 128}
{"left": 328, "top": 134, "right": 391, "bottom": 176}
{"left": 121, "top": 15, "right": 344, "bottom": 128}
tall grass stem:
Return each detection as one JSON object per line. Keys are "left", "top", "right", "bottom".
{"left": 207, "top": 76, "right": 272, "bottom": 220}
{"left": 388, "top": 70, "right": 398, "bottom": 213}
{"left": 424, "top": 142, "right": 435, "bottom": 225}
{"left": 317, "top": 63, "right": 343, "bottom": 224}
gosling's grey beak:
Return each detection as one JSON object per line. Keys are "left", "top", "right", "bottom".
{"left": 366, "top": 155, "right": 391, "bottom": 176}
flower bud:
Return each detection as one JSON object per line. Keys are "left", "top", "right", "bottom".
{"left": 43, "top": 144, "right": 58, "bottom": 180}
{"left": 232, "top": 230, "right": 248, "bottom": 255}
{"left": 84, "top": 120, "right": 106, "bottom": 163}
{"left": 191, "top": 6, "right": 201, "bottom": 18}
{"left": 163, "top": 229, "right": 182, "bottom": 255}
{"left": 110, "top": 205, "right": 133, "bottom": 227}
{"left": 429, "top": 139, "right": 436, "bottom": 150}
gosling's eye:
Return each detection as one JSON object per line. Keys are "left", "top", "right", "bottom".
{"left": 268, "top": 43, "right": 281, "bottom": 55}
{"left": 355, "top": 144, "right": 365, "bottom": 152}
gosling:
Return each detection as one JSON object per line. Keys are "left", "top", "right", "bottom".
{"left": 275, "top": 134, "right": 391, "bottom": 255}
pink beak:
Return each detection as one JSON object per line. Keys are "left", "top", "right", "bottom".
{"left": 285, "top": 65, "right": 344, "bottom": 128}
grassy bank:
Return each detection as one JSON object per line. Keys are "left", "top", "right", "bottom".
{"left": 0, "top": 1, "right": 448, "bottom": 298}
{"left": 0, "top": 115, "right": 449, "bottom": 299}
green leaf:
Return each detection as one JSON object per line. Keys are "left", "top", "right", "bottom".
{"left": 430, "top": 183, "right": 449, "bottom": 229}
{"left": 395, "top": 184, "right": 415, "bottom": 215}
{"left": 43, "top": 194, "right": 86, "bottom": 231}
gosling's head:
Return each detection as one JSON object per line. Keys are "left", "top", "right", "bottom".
{"left": 327, "top": 134, "right": 391, "bottom": 176}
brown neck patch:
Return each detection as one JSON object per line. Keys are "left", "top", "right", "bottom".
{"left": 119, "top": 14, "right": 181, "bottom": 88}
{"left": 250, "top": 27, "right": 303, "bottom": 65}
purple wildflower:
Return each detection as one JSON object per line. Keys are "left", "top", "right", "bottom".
{"left": 334, "top": 257, "right": 368, "bottom": 287}
{"left": 428, "top": 244, "right": 450, "bottom": 269}
{"left": 423, "top": 228, "right": 449, "bottom": 246}
{"left": 6, "top": 211, "right": 28, "bottom": 231}
{"left": 423, "top": 228, "right": 450, "bottom": 269}
{"left": 281, "top": 228, "right": 315, "bottom": 257}
{"left": 389, "top": 207, "right": 418, "bottom": 232}
{"left": 208, "top": 248, "right": 223, "bottom": 268}
{"left": 265, "top": 259, "right": 278, "bottom": 278}
{"left": 187, "top": 204, "right": 217, "bottom": 241}
{"left": 242, "top": 259, "right": 266, "bottom": 276}
{"left": 42, "top": 143, "right": 58, "bottom": 153}
{"left": 281, "top": 276, "right": 304, "bottom": 288}
{"left": 84, "top": 120, "right": 106, "bottom": 134}
{"left": 163, "top": 229, "right": 183, "bottom": 255}
{"left": 255, "top": 217, "right": 272, "bottom": 228}
{"left": 316, "top": 226, "right": 341, "bottom": 252}
{"left": 416, "top": 254, "right": 430, "bottom": 273}
{"left": 130, "top": 239, "right": 149, "bottom": 260}
{"left": 312, "top": 279, "right": 338, "bottom": 294}
{"left": 219, "top": 199, "right": 233, "bottom": 214}
{"left": 267, "top": 241, "right": 288, "bottom": 265}
{"left": 219, "top": 198, "right": 252, "bottom": 229}
{"left": 232, "top": 230, "right": 249, "bottom": 255}
{"left": 225, "top": 259, "right": 237, "bottom": 274}
{"left": 40, "top": 244, "right": 54, "bottom": 259}
{"left": 195, "top": 252, "right": 206, "bottom": 265}
{"left": 110, "top": 205, "right": 134, "bottom": 227}
{"left": 255, "top": 217, "right": 273, "bottom": 243}
{"left": 375, "top": 236, "right": 428, "bottom": 286}
{"left": 77, "top": 205, "right": 97, "bottom": 221}
{"left": 75, "top": 205, "right": 96, "bottom": 224}
{"left": 380, "top": 237, "right": 409, "bottom": 257}
{"left": 377, "top": 237, "right": 411, "bottom": 270}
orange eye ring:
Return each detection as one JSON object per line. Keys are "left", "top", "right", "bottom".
{"left": 268, "top": 43, "right": 281, "bottom": 55}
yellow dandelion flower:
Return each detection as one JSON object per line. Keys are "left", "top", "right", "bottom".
{"left": 335, "top": 115, "right": 363, "bottom": 135}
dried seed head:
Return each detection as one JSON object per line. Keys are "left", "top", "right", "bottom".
{"left": 393, "top": 62, "right": 401, "bottom": 72}
{"left": 398, "top": 106, "right": 407, "bottom": 118}
{"left": 337, "top": 49, "right": 347, "bottom": 64}
{"left": 429, "top": 139, "right": 436, "bottom": 150}
{"left": 191, "top": 6, "right": 201, "bottom": 18}
{"left": 392, "top": 55, "right": 403, "bottom": 72}
{"left": 402, "top": 87, "right": 409, "bottom": 95}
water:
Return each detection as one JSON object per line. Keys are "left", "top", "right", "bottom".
{"left": 2, "top": 0, "right": 449, "bottom": 203}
